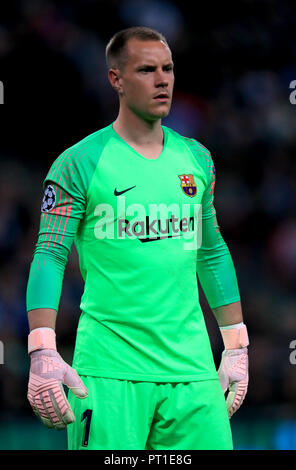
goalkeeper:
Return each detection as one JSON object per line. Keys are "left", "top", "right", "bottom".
{"left": 26, "top": 26, "right": 249, "bottom": 450}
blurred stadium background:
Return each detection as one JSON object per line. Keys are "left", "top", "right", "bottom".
{"left": 0, "top": 0, "right": 296, "bottom": 450}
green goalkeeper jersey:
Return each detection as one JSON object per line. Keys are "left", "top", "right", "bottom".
{"left": 26, "top": 123, "right": 240, "bottom": 381}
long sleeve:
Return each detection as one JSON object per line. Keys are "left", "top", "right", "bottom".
{"left": 196, "top": 156, "right": 241, "bottom": 309}
{"left": 26, "top": 147, "right": 87, "bottom": 311}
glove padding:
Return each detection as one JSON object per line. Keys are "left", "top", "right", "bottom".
{"left": 218, "top": 347, "right": 248, "bottom": 418}
{"left": 28, "top": 349, "right": 88, "bottom": 430}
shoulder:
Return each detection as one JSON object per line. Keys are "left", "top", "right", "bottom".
{"left": 164, "top": 126, "right": 215, "bottom": 179}
{"left": 44, "top": 124, "right": 113, "bottom": 190}
{"left": 63, "top": 123, "right": 113, "bottom": 160}
{"left": 48, "top": 124, "right": 113, "bottom": 177}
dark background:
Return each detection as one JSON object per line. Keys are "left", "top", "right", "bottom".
{"left": 0, "top": 0, "right": 296, "bottom": 450}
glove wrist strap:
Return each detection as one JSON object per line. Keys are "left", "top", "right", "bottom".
{"left": 220, "top": 323, "right": 249, "bottom": 349}
{"left": 28, "top": 327, "right": 56, "bottom": 354}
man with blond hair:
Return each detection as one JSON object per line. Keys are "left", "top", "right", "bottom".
{"left": 26, "top": 26, "right": 248, "bottom": 450}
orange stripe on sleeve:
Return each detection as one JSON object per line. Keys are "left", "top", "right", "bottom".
{"left": 60, "top": 197, "right": 73, "bottom": 245}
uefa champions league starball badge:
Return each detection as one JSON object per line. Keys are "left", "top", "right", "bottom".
{"left": 41, "top": 184, "right": 56, "bottom": 212}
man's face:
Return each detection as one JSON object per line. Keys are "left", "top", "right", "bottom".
{"left": 117, "top": 39, "right": 174, "bottom": 121}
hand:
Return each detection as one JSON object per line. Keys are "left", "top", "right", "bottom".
{"left": 218, "top": 347, "right": 248, "bottom": 418}
{"left": 28, "top": 349, "right": 88, "bottom": 430}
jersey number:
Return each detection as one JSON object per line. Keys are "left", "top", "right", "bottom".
{"left": 81, "top": 409, "right": 93, "bottom": 447}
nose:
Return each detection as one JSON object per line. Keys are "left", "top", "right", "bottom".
{"left": 154, "top": 69, "right": 169, "bottom": 88}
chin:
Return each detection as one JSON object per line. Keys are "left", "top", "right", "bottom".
{"left": 136, "top": 105, "right": 171, "bottom": 122}
{"left": 157, "top": 110, "right": 170, "bottom": 119}
{"left": 151, "top": 107, "right": 171, "bottom": 119}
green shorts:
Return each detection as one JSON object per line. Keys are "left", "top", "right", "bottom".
{"left": 67, "top": 376, "right": 232, "bottom": 450}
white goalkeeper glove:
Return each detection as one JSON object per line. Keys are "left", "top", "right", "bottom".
{"left": 27, "top": 328, "right": 88, "bottom": 430}
{"left": 218, "top": 322, "right": 249, "bottom": 418}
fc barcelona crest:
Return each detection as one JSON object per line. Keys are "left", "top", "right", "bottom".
{"left": 178, "top": 174, "right": 197, "bottom": 198}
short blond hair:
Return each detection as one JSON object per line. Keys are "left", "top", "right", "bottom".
{"left": 106, "top": 26, "right": 169, "bottom": 70}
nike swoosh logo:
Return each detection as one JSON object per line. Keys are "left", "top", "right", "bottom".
{"left": 114, "top": 185, "right": 136, "bottom": 196}
{"left": 139, "top": 234, "right": 181, "bottom": 243}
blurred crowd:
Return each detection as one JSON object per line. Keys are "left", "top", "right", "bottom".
{"left": 1, "top": 0, "right": 296, "bottom": 446}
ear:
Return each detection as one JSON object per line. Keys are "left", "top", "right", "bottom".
{"left": 108, "top": 68, "right": 122, "bottom": 94}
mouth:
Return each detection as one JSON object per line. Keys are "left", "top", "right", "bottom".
{"left": 153, "top": 93, "right": 169, "bottom": 102}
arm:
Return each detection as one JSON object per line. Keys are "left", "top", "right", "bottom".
{"left": 28, "top": 308, "right": 57, "bottom": 331}
{"left": 26, "top": 222, "right": 88, "bottom": 429}
{"left": 196, "top": 153, "right": 249, "bottom": 418}
{"left": 212, "top": 300, "right": 243, "bottom": 327}
{"left": 196, "top": 153, "right": 243, "bottom": 324}
{"left": 26, "top": 153, "right": 89, "bottom": 429}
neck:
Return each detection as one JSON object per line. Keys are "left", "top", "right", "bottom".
{"left": 112, "top": 106, "right": 163, "bottom": 146}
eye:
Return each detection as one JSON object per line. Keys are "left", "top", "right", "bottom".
{"left": 139, "top": 67, "right": 154, "bottom": 73}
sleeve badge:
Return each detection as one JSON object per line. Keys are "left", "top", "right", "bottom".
{"left": 41, "top": 184, "right": 56, "bottom": 212}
